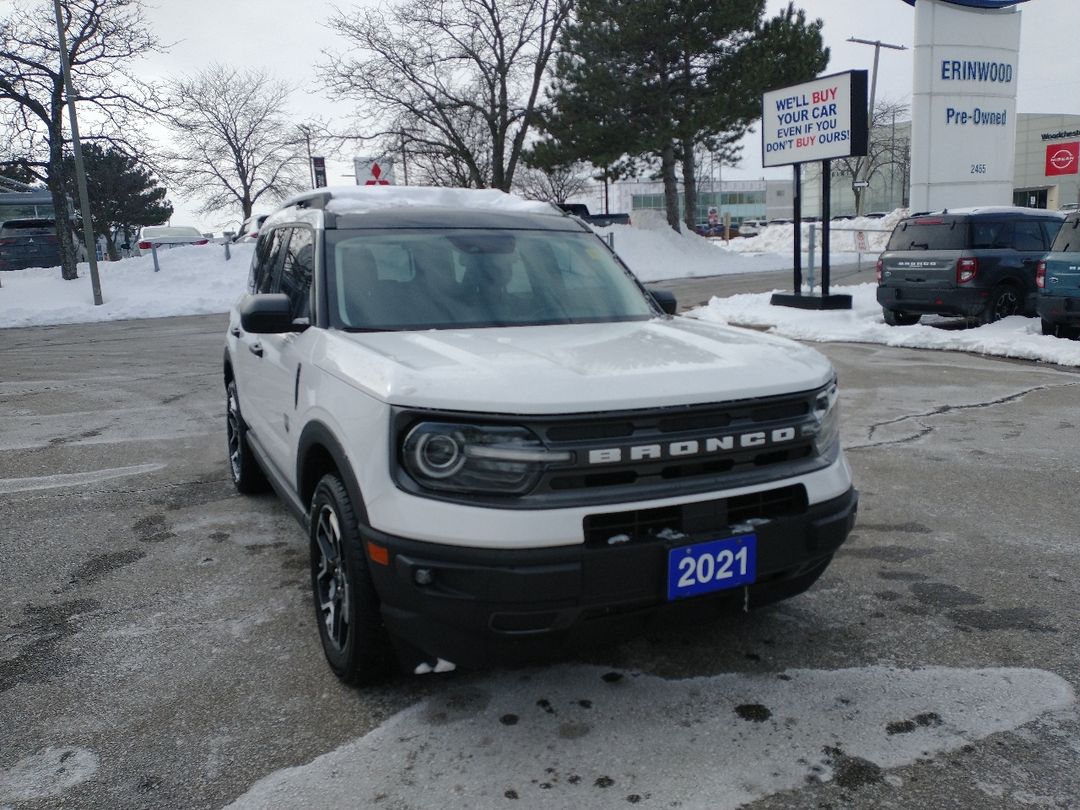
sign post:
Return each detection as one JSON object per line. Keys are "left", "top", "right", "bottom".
{"left": 761, "top": 70, "right": 869, "bottom": 310}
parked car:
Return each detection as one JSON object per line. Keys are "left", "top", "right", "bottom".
{"left": 0, "top": 218, "right": 64, "bottom": 271}
{"left": 136, "top": 225, "right": 208, "bottom": 255}
{"left": 232, "top": 214, "right": 269, "bottom": 243}
{"left": 876, "top": 207, "right": 1065, "bottom": 326}
{"left": 224, "top": 185, "right": 857, "bottom": 683}
{"left": 694, "top": 222, "right": 740, "bottom": 239}
{"left": 740, "top": 219, "right": 766, "bottom": 237}
{"left": 1036, "top": 212, "right": 1080, "bottom": 338}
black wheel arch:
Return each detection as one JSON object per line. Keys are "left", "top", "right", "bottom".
{"left": 297, "top": 421, "right": 369, "bottom": 524}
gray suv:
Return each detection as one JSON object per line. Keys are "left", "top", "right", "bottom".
{"left": 876, "top": 207, "right": 1065, "bottom": 326}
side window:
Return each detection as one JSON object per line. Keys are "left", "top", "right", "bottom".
{"left": 1012, "top": 220, "right": 1046, "bottom": 252}
{"left": 253, "top": 228, "right": 289, "bottom": 294}
{"left": 279, "top": 227, "right": 315, "bottom": 321}
{"left": 1042, "top": 220, "right": 1065, "bottom": 247}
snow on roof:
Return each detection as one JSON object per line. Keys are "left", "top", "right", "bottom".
{"left": 917, "top": 206, "right": 1065, "bottom": 217}
{"left": 279, "top": 185, "right": 561, "bottom": 217}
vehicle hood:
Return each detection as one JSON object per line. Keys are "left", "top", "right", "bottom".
{"left": 315, "top": 318, "right": 833, "bottom": 414}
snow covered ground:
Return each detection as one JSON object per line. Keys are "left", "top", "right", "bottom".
{"left": 1, "top": 208, "right": 1077, "bottom": 367}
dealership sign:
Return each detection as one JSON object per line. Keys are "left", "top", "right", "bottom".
{"left": 902, "top": 0, "right": 1028, "bottom": 7}
{"left": 1046, "top": 142, "right": 1079, "bottom": 176}
{"left": 761, "top": 71, "right": 868, "bottom": 168}
{"left": 908, "top": 0, "right": 1024, "bottom": 211}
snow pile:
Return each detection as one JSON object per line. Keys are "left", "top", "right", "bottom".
{"left": 726, "top": 210, "right": 907, "bottom": 257}
{"left": 598, "top": 209, "right": 798, "bottom": 281}
{"left": 692, "top": 282, "right": 1080, "bottom": 367}
{"left": 0, "top": 243, "right": 253, "bottom": 328}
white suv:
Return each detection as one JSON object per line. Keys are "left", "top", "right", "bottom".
{"left": 224, "top": 186, "right": 857, "bottom": 684}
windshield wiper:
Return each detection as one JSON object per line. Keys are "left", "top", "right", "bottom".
{"left": 908, "top": 242, "right": 929, "bottom": 250}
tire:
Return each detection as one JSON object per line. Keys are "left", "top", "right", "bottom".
{"left": 980, "top": 285, "right": 1021, "bottom": 325}
{"left": 310, "top": 474, "right": 395, "bottom": 685}
{"left": 226, "top": 380, "right": 269, "bottom": 494}
{"left": 882, "top": 308, "right": 921, "bottom": 326}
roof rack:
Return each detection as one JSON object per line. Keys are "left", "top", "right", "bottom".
{"left": 280, "top": 189, "right": 335, "bottom": 210}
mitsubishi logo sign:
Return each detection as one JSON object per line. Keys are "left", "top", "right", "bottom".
{"left": 1046, "top": 142, "right": 1080, "bottom": 177}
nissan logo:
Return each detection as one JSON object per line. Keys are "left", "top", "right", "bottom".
{"left": 1050, "top": 148, "right": 1076, "bottom": 172}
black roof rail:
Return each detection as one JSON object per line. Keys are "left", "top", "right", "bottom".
{"left": 280, "top": 189, "right": 335, "bottom": 210}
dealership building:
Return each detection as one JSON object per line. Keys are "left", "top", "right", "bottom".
{"left": 602, "top": 112, "right": 1080, "bottom": 225}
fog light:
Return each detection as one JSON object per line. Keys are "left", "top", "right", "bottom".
{"left": 414, "top": 568, "right": 435, "bottom": 585}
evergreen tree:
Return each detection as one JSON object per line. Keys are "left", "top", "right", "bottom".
{"left": 63, "top": 145, "right": 173, "bottom": 260}
{"left": 536, "top": 1, "right": 829, "bottom": 230}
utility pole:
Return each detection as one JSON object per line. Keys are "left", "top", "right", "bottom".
{"left": 298, "top": 125, "right": 315, "bottom": 189}
{"left": 53, "top": 0, "right": 103, "bottom": 305}
{"left": 847, "top": 37, "right": 907, "bottom": 215}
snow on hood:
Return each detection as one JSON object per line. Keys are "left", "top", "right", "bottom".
{"left": 315, "top": 317, "right": 834, "bottom": 414}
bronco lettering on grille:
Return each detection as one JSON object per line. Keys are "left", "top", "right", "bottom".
{"left": 587, "top": 427, "right": 798, "bottom": 465}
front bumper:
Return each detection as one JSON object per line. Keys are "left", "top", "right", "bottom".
{"left": 1037, "top": 294, "right": 1080, "bottom": 327}
{"left": 877, "top": 284, "right": 992, "bottom": 317}
{"left": 364, "top": 486, "right": 858, "bottom": 670}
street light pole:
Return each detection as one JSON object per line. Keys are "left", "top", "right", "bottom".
{"left": 847, "top": 37, "right": 907, "bottom": 215}
{"left": 53, "top": 0, "right": 103, "bottom": 305}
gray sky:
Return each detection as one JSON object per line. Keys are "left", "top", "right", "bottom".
{"left": 136, "top": 0, "right": 1080, "bottom": 230}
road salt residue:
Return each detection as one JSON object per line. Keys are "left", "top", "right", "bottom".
{"left": 225, "top": 665, "right": 1074, "bottom": 810}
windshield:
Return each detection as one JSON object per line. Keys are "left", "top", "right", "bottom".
{"left": 887, "top": 219, "right": 967, "bottom": 251}
{"left": 325, "top": 228, "right": 655, "bottom": 331}
{"left": 1050, "top": 217, "right": 1079, "bottom": 253}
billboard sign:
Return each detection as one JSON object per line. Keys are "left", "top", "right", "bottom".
{"left": 311, "top": 156, "right": 327, "bottom": 188}
{"left": 761, "top": 71, "right": 869, "bottom": 168}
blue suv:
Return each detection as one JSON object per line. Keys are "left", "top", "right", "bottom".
{"left": 876, "top": 207, "right": 1065, "bottom": 326}
{"left": 1036, "top": 212, "right": 1080, "bottom": 338}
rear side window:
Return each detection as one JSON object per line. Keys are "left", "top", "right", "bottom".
{"left": 250, "top": 227, "right": 289, "bottom": 294}
{"left": 278, "top": 227, "right": 315, "bottom": 320}
{"left": 1011, "top": 220, "right": 1046, "bottom": 251}
{"left": 887, "top": 219, "right": 966, "bottom": 251}
{"left": 1050, "top": 217, "right": 1079, "bottom": 252}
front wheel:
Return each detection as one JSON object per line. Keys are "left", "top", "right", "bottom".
{"left": 883, "top": 308, "right": 921, "bottom": 326}
{"left": 226, "top": 381, "right": 269, "bottom": 494}
{"left": 310, "top": 474, "right": 395, "bottom": 685}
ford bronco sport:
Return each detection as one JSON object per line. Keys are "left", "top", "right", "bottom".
{"left": 223, "top": 187, "right": 857, "bottom": 683}
{"left": 876, "top": 207, "right": 1064, "bottom": 326}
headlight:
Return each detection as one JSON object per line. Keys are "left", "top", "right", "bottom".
{"left": 801, "top": 380, "right": 840, "bottom": 457}
{"left": 401, "top": 422, "right": 572, "bottom": 495}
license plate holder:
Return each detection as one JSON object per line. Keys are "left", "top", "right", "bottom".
{"left": 667, "top": 534, "right": 757, "bottom": 601}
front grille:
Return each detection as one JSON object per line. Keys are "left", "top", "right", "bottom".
{"left": 534, "top": 389, "right": 822, "bottom": 497}
{"left": 583, "top": 485, "right": 807, "bottom": 547}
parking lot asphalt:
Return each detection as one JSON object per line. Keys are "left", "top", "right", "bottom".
{"left": 1, "top": 302, "right": 1079, "bottom": 809}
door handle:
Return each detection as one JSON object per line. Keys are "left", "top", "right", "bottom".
{"left": 230, "top": 326, "right": 242, "bottom": 337}
{"left": 249, "top": 342, "right": 263, "bottom": 358}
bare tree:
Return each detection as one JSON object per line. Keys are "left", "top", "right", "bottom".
{"left": 514, "top": 161, "right": 590, "bottom": 203}
{"left": 0, "top": 0, "right": 162, "bottom": 279}
{"left": 321, "top": 0, "right": 573, "bottom": 192}
{"left": 832, "top": 99, "right": 910, "bottom": 216}
{"left": 163, "top": 65, "right": 306, "bottom": 219}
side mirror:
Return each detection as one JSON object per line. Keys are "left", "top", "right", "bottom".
{"left": 647, "top": 287, "right": 678, "bottom": 315}
{"left": 240, "top": 293, "right": 306, "bottom": 333}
